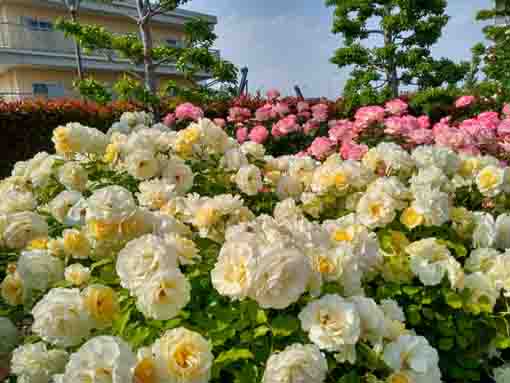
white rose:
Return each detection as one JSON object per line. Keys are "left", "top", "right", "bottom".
{"left": 412, "top": 146, "right": 460, "bottom": 175}
{"left": 406, "top": 238, "right": 463, "bottom": 287}
{"left": 11, "top": 342, "right": 68, "bottom": 383}
{"left": 31, "top": 288, "right": 91, "bottom": 347}
{"left": 235, "top": 165, "right": 263, "bottom": 196}
{"left": 161, "top": 157, "right": 195, "bottom": 194}
{"left": 52, "top": 123, "right": 108, "bottom": 156}
{"left": 126, "top": 150, "right": 160, "bottom": 180}
{"left": 116, "top": 234, "right": 178, "bottom": 291}
{"left": 494, "top": 365, "right": 510, "bottom": 383}
{"left": 463, "top": 271, "right": 500, "bottom": 311}
{"left": 411, "top": 186, "right": 450, "bottom": 227}
{"left": 57, "top": 161, "right": 88, "bottom": 192}
{"left": 152, "top": 328, "right": 213, "bottom": 383}
{"left": 476, "top": 165, "right": 507, "bottom": 197}
{"left": 0, "top": 189, "right": 36, "bottom": 214}
{"left": 3, "top": 212, "right": 48, "bottom": 249}
{"left": 17, "top": 250, "right": 64, "bottom": 292}
{"left": 48, "top": 190, "right": 83, "bottom": 223}
{"left": 86, "top": 185, "right": 136, "bottom": 224}
{"left": 276, "top": 175, "right": 303, "bottom": 200}
{"left": 473, "top": 212, "right": 496, "bottom": 248}
{"left": 241, "top": 141, "right": 266, "bottom": 159}
{"left": 381, "top": 299, "right": 406, "bottom": 322}
{"left": 61, "top": 336, "right": 136, "bottom": 383}
{"left": 135, "top": 269, "right": 191, "bottom": 320}
{"left": 0, "top": 317, "right": 18, "bottom": 354}
{"left": 221, "top": 148, "right": 248, "bottom": 171}
{"left": 274, "top": 198, "right": 303, "bottom": 221}
{"left": 299, "top": 294, "right": 361, "bottom": 352}
{"left": 262, "top": 343, "right": 328, "bottom": 383}
{"left": 383, "top": 335, "right": 442, "bottom": 383}
{"left": 495, "top": 214, "right": 510, "bottom": 250}
{"left": 349, "top": 296, "right": 386, "bottom": 346}
{"left": 249, "top": 246, "right": 311, "bottom": 309}
{"left": 137, "top": 179, "right": 177, "bottom": 210}
{"left": 356, "top": 191, "right": 397, "bottom": 229}
{"left": 164, "top": 233, "right": 200, "bottom": 265}
{"left": 64, "top": 263, "right": 91, "bottom": 286}
{"left": 211, "top": 240, "right": 258, "bottom": 300}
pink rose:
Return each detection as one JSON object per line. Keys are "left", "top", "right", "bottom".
{"left": 298, "top": 111, "right": 312, "bottom": 120}
{"left": 236, "top": 127, "right": 249, "bottom": 143}
{"left": 459, "top": 118, "right": 482, "bottom": 136}
{"left": 406, "top": 128, "right": 434, "bottom": 145}
{"left": 163, "top": 113, "right": 176, "bottom": 127}
{"left": 249, "top": 125, "right": 269, "bottom": 144}
{"left": 328, "top": 120, "right": 355, "bottom": 143}
{"left": 354, "top": 106, "right": 385, "bottom": 128}
{"left": 459, "top": 145, "right": 481, "bottom": 156}
{"left": 435, "top": 127, "right": 472, "bottom": 149}
{"left": 478, "top": 111, "right": 500, "bottom": 130}
{"left": 256, "top": 104, "right": 276, "bottom": 121}
{"left": 417, "top": 115, "right": 431, "bottom": 129}
{"left": 384, "top": 116, "right": 419, "bottom": 136}
{"left": 228, "top": 107, "right": 252, "bottom": 123}
{"left": 272, "top": 115, "right": 300, "bottom": 137}
{"left": 213, "top": 118, "right": 226, "bottom": 128}
{"left": 297, "top": 101, "right": 310, "bottom": 113}
{"left": 303, "top": 119, "right": 320, "bottom": 135}
{"left": 273, "top": 102, "right": 290, "bottom": 117}
{"left": 266, "top": 89, "right": 281, "bottom": 100}
{"left": 308, "top": 137, "right": 335, "bottom": 160}
{"left": 175, "top": 102, "right": 204, "bottom": 121}
{"left": 340, "top": 140, "right": 368, "bottom": 160}
{"left": 503, "top": 103, "right": 510, "bottom": 117}
{"left": 455, "top": 95, "right": 475, "bottom": 108}
{"left": 311, "top": 103, "right": 329, "bottom": 122}
{"left": 385, "top": 99, "right": 408, "bottom": 116}
{"left": 498, "top": 119, "right": 510, "bottom": 137}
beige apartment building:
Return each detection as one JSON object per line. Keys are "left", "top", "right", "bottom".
{"left": 0, "top": 0, "right": 218, "bottom": 99}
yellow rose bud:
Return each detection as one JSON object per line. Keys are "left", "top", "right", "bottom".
{"left": 83, "top": 284, "right": 119, "bottom": 328}
{"left": 400, "top": 207, "right": 424, "bottom": 229}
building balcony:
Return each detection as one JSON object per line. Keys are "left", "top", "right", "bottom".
{"left": 0, "top": 22, "right": 218, "bottom": 78}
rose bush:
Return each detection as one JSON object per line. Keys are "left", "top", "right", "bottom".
{"left": 1, "top": 105, "right": 510, "bottom": 383}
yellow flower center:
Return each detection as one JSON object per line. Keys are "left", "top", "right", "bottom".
{"left": 388, "top": 372, "right": 413, "bottom": 383}
{"left": 134, "top": 358, "right": 157, "bottom": 383}
{"left": 88, "top": 220, "right": 119, "bottom": 240}
{"left": 64, "top": 230, "right": 90, "bottom": 255}
{"left": 479, "top": 169, "right": 499, "bottom": 190}
{"left": 334, "top": 172, "right": 348, "bottom": 188}
{"left": 400, "top": 207, "right": 424, "bottom": 229}
{"left": 332, "top": 228, "right": 354, "bottom": 242}
{"left": 172, "top": 344, "right": 197, "bottom": 370}
{"left": 369, "top": 202, "right": 383, "bottom": 218}
{"left": 195, "top": 207, "right": 219, "bottom": 228}
{"left": 317, "top": 256, "right": 336, "bottom": 274}
{"left": 104, "top": 144, "right": 119, "bottom": 163}
{"left": 27, "top": 237, "right": 49, "bottom": 250}
{"left": 83, "top": 286, "right": 119, "bottom": 326}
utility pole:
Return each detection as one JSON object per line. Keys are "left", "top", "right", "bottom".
{"left": 64, "top": 0, "right": 84, "bottom": 80}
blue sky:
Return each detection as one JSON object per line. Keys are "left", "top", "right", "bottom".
{"left": 182, "top": 0, "right": 491, "bottom": 99}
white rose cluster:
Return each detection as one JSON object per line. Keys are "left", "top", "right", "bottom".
{"left": 5, "top": 110, "right": 510, "bottom": 383}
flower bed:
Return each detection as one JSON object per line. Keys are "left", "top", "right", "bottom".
{"left": 1, "top": 105, "right": 510, "bottom": 383}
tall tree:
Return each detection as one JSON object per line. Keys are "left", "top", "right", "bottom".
{"left": 326, "top": 0, "right": 469, "bottom": 99}
{"left": 57, "top": 0, "right": 237, "bottom": 110}
{"left": 472, "top": 0, "right": 510, "bottom": 98}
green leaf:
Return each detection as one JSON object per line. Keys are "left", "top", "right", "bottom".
{"left": 253, "top": 325, "right": 270, "bottom": 338}
{"left": 271, "top": 315, "right": 300, "bottom": 337}
{"left": 215, "top": 349, "right": 254, "bottom": 365}
{"left": 339, "top": 371, "right": 360, "bottom": 383}
{"left": 439, "top": 337, "right": 455, "bottom": 351}
{"left": 445, "top": 291, "right": 463, "bottom": 309}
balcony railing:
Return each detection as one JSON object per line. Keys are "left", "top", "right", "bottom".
{"left": 0, "top": 22, "right": 220, "bottom": 59}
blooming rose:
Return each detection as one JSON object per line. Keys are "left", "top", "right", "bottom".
{"left": 299, "top": 294, "right": 361, "bottom": 352}
{"left": 455, "top": 95, "right": 475, "bottom": 108}
{"left": 17, "top": 250, "right": 64, "bottom": 293}
{"left": 3, "top": 212, "right": 48, "bottom": 249}
{"left": 57, "top": 161, "right": 88, "bottom": 192}
{"left": 262, "top": 344, "right": 328, "bottom": 383}
{"left": 175, "top": 103, "right": 204, "bottom": 121}
{"left": 64, "top": 263, "right": 91, "bottom": 286}
{"left": 249, "top": 125, "right": 270, "bottom": 144}
{"left": 383, "top": 335, "right": 442, "bottom": 383}
{"left": 60, "top": 336, "right": 136, "bottom": 383}
{"left": 249, "top": 247, "right": 311, "bottom": 309}
{"left": 135, "top": 269, "right": 191, "bottom": 320}
{"left": 152, "top": 328, "right": 213, "bottom": 383}
{"left": 11, "top": 342, "right": 68, "bottom": 383}
{"left": 31, "top": 288, "right": 91, "bottom": 347}
{"left": 385, "top": 99, "right": 408, "bottom": 116}
{"left": 86, "top": 185, "right": 137, "bottom": 224}
{"left": 235, "top": 165, "right": 263, "bottom": 196}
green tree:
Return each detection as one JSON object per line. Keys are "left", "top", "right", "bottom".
{"left": 326, "top": 0, "right": 469, "bottom": 99}
{"left": 56, "top": 0, "right": 237, "bottom": 111}
{"left": 472, "top": 0, "right": 510, "bottom": 99}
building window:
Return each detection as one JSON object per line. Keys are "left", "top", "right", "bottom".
{"left": 23, "top": 17, "right": 53, "bottom": 31}
{"left": 166, "top": 39, "right": 184, "bottom": 48}
{"left": 33, "top": 83, "right": 65, "bottom": 98}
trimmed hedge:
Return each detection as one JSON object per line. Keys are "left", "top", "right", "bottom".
{"left": 0, "top": 99, "right": 139, "bottom": 178}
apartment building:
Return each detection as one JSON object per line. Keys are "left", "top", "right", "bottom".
{"left": 0, "top": 0, "right": 218, "bottom": 99}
